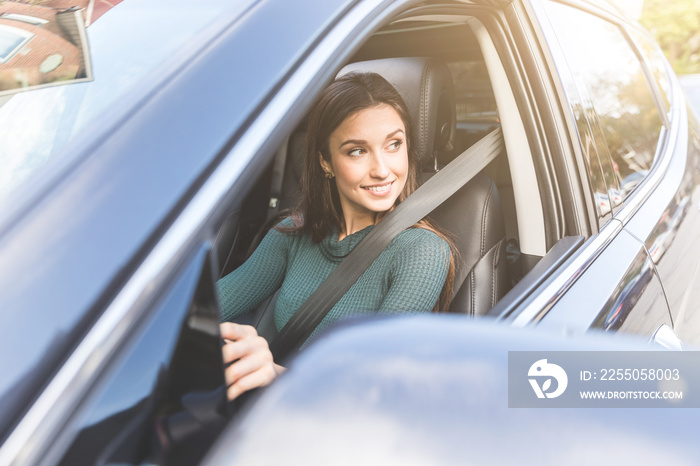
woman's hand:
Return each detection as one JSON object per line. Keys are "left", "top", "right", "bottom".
{"left": 220, "top": 322, "right": 286, "bottom": 401}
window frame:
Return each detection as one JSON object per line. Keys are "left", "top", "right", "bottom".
{"left": 0, "top": 13, "right": 49, "bottom": 27}
{"left": 0, "top": 24, "right": 34, "bottom": 64}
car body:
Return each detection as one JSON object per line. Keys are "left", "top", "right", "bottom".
{"left": 0, "top": 0, "right": 699, "bottom": 464}
{"left": 204, "top": 317, "right": 700, "bottom": 465}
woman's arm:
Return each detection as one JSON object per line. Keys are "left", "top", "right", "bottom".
{"left": 217, "top": 222, "right": 293, "bottom": 400}
{"left": 378, "top": 229, "right": 450, "bottom": 313}
{"left": 217, "top": 223, "right": 292, "bottom": 322}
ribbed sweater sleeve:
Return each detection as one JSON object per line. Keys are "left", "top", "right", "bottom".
{"left": 379, "top": 228, "right": 450, "bottom": 313}
{"left": 217, "top": 225, "right": 291, "bottom": 322}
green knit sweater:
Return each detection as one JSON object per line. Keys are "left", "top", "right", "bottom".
{"left": 217, "top": 218, "right": 450, "bottom": 343}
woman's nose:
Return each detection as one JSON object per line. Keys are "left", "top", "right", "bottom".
{"left": 369, "top": 151, "right": 390, "bottom": 179}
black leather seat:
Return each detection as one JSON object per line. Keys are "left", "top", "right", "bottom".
{"left": 431, "top": 172, "right": 508, "bottom": 315}
{"left": 338, "top": 57, "right": 509, "bottom": 316}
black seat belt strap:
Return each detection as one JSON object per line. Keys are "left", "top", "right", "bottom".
{"left": 267, "top": 135, "right": 289, "bottom": 222}
{"left": 269, "top": 128, "right": 505, "bottom": 362}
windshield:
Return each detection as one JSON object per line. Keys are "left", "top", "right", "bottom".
{"left": 0, "top": 0, "right": 237, "bottom": 207}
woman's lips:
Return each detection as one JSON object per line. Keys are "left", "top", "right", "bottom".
{"left": 361, "top": 180, "right": 394, "bottom": 196}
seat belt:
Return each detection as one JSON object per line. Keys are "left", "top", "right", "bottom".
{"left": 269, "top": 128, "right": 505, "bottom": 362}
{"left": 245, "top": 136, "right": 291, "bottom": 259}
{"left": 267, "top": 135, "right": 289, "bottom": 222}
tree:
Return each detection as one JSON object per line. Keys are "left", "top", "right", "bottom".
{"left": 640, "top": 0, "right": 700, "bottom": 74}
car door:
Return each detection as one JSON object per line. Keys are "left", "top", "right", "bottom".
{"left": 498, "top": 0, "right": 675, "bottom": 338}
{"left": 618, "top": 27, "right": 700, "bottom": 346}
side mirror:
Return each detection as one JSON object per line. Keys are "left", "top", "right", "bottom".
{"left": 650, "top": 324, "right": 684, "bottom": 350}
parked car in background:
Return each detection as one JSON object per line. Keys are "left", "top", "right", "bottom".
{"left": 0, "top": 0, "right": 699, "bottom": 464}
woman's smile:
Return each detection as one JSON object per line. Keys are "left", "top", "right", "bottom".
{"left": 362, "top": 179, "right": 395, "bottom": 195}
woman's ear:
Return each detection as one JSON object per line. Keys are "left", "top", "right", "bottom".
{"left": 319, "top": 153, "right": 332, "bottom": 174}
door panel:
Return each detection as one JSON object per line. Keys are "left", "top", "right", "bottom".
{"left": 537, "top": 228, "right": 671, "bottom": 337}
{"left": 623, "top": 109, "right": 700, "bottom": 345}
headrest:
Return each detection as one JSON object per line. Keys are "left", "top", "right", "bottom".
{"left": 338, "top": 58, "right": 456, "bottom": 171}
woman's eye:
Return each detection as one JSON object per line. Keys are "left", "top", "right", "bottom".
{"left": 388, "top": 140, "right": 403, "bottom": 151}
{"left": 347, "top": 148, "right": 365, "bottom": 157}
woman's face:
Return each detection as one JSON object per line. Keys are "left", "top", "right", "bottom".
{"left": 321, "top": 104, "right": 409, "bottom": 224}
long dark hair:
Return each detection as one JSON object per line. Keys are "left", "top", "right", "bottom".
{"left": 284, "top": 71, "right": 455, "bottom": 311}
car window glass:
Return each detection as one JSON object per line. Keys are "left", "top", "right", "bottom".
{"left": 627, "top": 26, "right": 672, "bottom": 112}
{"left": 57, "top": 247, "right": 225, "bottom": 465}
{"left": 447, "top": 60, "right": 499, "bottom": 153}
{"left": 448, "top": 60, "right": 498, "bottom": 120}
{"left": 543, "top": 1, "right": 663, "bottom": 202}
{"left": 534, "top": 4, "right": 612, "bottom": 221}
{"left": 591, "top": 112, "right": 623, "bottom": 210}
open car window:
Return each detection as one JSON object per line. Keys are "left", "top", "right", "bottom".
{"left": 213, "top": 6, "right": 553, "bottom": 347}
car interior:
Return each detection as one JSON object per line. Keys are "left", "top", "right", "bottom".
{"left": 17, "top": 4, "right": 693, "bottom": 466}
{"left": 213, "top": 8, "right": 553, "bottom": 343}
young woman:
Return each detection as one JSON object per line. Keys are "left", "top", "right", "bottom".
{"left": 218, "top": 72, "right": 456, "bottom": 400}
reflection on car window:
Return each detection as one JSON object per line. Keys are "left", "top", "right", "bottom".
{"left": 537, "top": 5, "right": 612, "bottom": 220}
{"left": 627, "top": 26, "right": 672, "bottom": 112}
{"left": 544, "top": 1, "right": 663, "bottom": 203}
